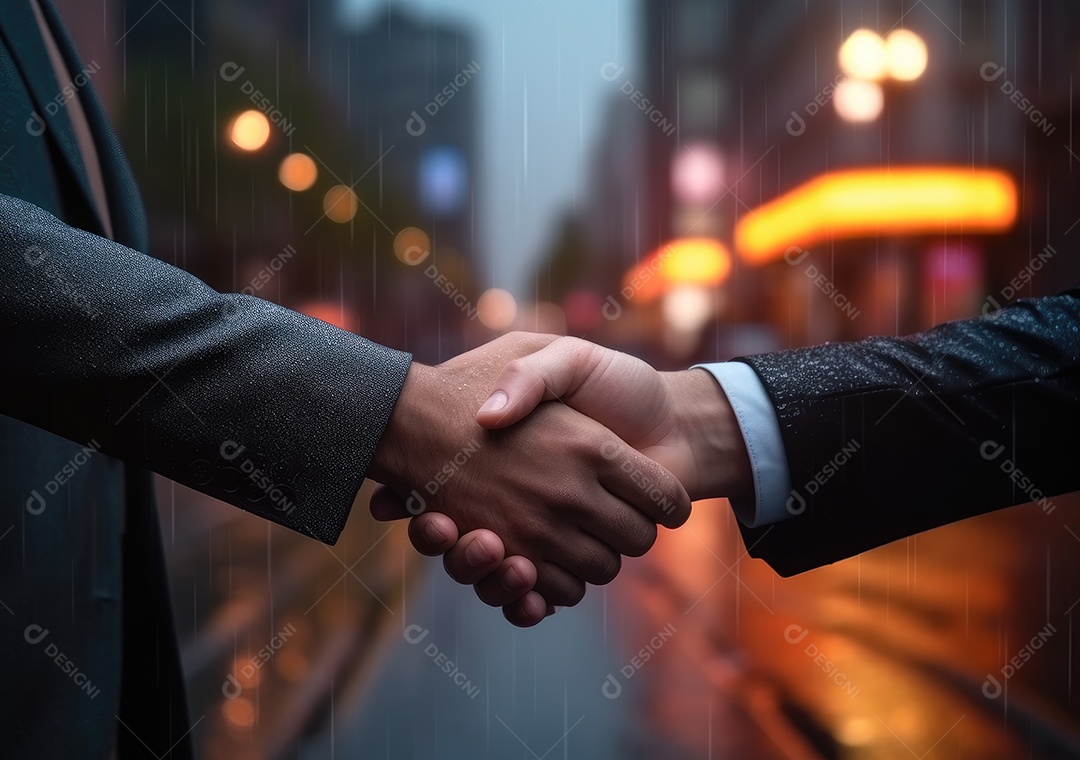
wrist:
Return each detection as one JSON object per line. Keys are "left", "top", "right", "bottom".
{"left": 663, "top": 368, "right": 753, "bottom": 502}
{"left": 370, "top": 362, "right": 439, "bottom": 490}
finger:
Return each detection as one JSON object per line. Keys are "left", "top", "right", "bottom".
{"left": 532, "top": 561, "right": 588, "bottom": 607}
{"left": 406, "top": 512, "right": 459, "bottom": 556}
{"left": 503, "top": 591, "right": 548, "bottom": 628}
{"left": 442, "top": 530, "right": 506, "bottom": 585}
{"left": 474, "top": 555, "right": 537, "bottom": 607}
{"left": 598, "top": 443, "right": 693, "bottom": 529}
{"left": 540, "top": 529, "right": 623, "bottom": 587}
{"left": 578, "top": 505, "right": 658, "bottom": 558}
{"left": 369, "top": 483, "right": 427, "bottom": 521}
{"left": 476, "top": 338, "right": 605, "bottom": 429}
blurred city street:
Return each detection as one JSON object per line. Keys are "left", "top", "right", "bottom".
{"left": 162, "top": 477, "right": 1080, "bottom": 759}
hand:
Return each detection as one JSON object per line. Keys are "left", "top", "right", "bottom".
{"left": 367, "top": 333, "right": 692, "bottom": 626}
{"left": 405, "top": 337, "right": 753, "bottom": 618}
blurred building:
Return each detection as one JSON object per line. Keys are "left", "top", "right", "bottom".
{"left": 603, "top": 0, "right": 1080, "bottom": 355}
{"left": 343, "top": 6, "right": 479, "bottom": 262}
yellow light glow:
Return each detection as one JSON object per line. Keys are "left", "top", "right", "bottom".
{"left": 393, "top": 227, "right": 431, "bottom": 266}
{"left": 834, "top": 79, "right": 884, "bottom": 122}
{"left": 477, "top": 288, "right": 517, "bottom": 331}
{"left": 735, "top": 167, "right": 1017, "bottom": 264}
{"left": 230, "top": 110, "right": 271, "bottom": 151}
{"left": 621, "top": 238, "right": 732, "bottom": 303}
{"left": 323, "top": 185, "right": 358, "bottom": 223}
{"left": 885, "top": 29, "right": 928, "bottom": 81}
{"left": 838, "top": 29, "right": 887, "bottom": 81}
{"left": 278, "top": 153, "right": 318, "bottom": 191}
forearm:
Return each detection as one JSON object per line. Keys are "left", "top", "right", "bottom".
{"left": 738, "top": 287, "right": 1080, "bottom": 575}
{"left": 2, "top": 193, "right": 410, "bottom": 542}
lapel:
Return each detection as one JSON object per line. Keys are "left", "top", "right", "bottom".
{"left": 37, "top": 0, "right": 148, "bottom": 250}
{"left": 0, "top": 0, "right": 105, "bottom": 236}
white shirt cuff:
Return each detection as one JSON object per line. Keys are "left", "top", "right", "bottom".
{"left": 692, "top": 362, "right": 794, "bottom": 527}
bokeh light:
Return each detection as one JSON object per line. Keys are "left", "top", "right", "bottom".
{"left": 838, "top": 29, "right": 887, "bottom": 80}
{"left": 621, "top": 238, "right": 732, "bottom": 302}
{"left": 834, "top": 79, "right": 884, "bottom": 122}
{"left": 671, "top": 142, "right": 724, "bottom": 203}
{"left": 419, "top": 146, "right": 468, "bottom": 215}
{"left": 221, "top": 696, "right": 257, "bottom": 729}
{"left": 229, "top": 110, "right": 271, "bottom": 151}
{"left": 323, "top": 185, "right": 358, "bottom": 223}
{"left": 393, "top": 227, "right": 431, "bottom": 266}
{"left": 477, "top": 288, "right": 517, "bottom": 331}
{"left": 278, "top": 153, "right": 318, "bottom": 191}
{"left": 885, "top": 29, "right": 928, "bottom": 81}
{"left": 662, "top": 285, "right": 713, "bottom": 332}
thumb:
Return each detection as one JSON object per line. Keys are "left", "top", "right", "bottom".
{"left": 475, "top": 338, "right": 601, "bottom": 429}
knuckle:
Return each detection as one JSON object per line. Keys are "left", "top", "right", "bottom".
{"left": 626, "top": 521, "right": 658, "bottom": 557}
{"left": 560, "top": 582, "right": 587, "bottom": 607}
{"left": 593, "top": 552, "right": 622, "bottom": 585}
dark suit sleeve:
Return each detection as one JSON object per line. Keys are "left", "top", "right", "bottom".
{"left": 734, "top": 286, "right": 1080, "bottom": 576}
{"left": 1, "top": 192, "right": 411, "bottom": 544}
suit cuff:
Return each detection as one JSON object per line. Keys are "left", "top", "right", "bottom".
{"left": 693, "top": 362, "right": 793, "bottom": 527}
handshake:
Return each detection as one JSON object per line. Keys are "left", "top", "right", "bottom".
{"left": 367, "top": 332, "right": 754, "bottom": 628}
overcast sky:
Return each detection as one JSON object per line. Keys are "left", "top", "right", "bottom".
{"left": 344, "top": 0, "right": 637, "bottom": 296}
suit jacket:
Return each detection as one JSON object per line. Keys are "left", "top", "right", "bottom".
{"left": 0, "top": 3, "right": 411, "bottom": 757}
{"left": 738, "top": 286, "right": 1080, "bottom": 576}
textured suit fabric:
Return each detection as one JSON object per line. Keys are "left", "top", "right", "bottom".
{"left": 0, "top": 2, "right": 412, "bottom": 757}
{"left": 737, "top": 286, "right": 1080, "bottom": 576}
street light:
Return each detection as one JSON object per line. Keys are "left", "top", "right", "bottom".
{"left": 322, "top": 185, "right": 358, "bottom": 223}
{"left": 278, "top": 153, "right": 318, "bottom": 191}
{"left": 834, "top": 79, "right": 884, "bottom": 122}
{"left": 885, "top": 30, "right": 928, "bottom": 81}
{"left": 230, "top": 110, "right": 270, "bottom": 151}
{"left": 838, "top": 29, "right": 887, "bottom": 81}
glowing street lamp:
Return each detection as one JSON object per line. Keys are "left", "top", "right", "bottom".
{"left": 230, "top": 110, "right": 270, "bottom": 151}
{"left": 834, "top": 79, "right": 884, "bottom": 122}
{"left": 885, "top": 29, "right": 928, "bottom": 81}
{"left": 838, "top": 29, "right": 887, "bottom": 81}
{"left": 278, "top": 153, "right": 318, "bottom": 191}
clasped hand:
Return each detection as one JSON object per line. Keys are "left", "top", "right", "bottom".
{"left": 367, "top": 332, "right": 751, "bottom": 627}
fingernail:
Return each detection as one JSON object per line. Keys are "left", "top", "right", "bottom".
{"left": 502, "top": 565, "right": 526, "bottom": 591}
{"left": 478, "top": 390, "right": 508, "bottom": 414}
{"left": 465, "top": 538, "right": 493, "bottom": 568}
{"left": 423, "top": 520, "right": 446, "bottom": 546}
